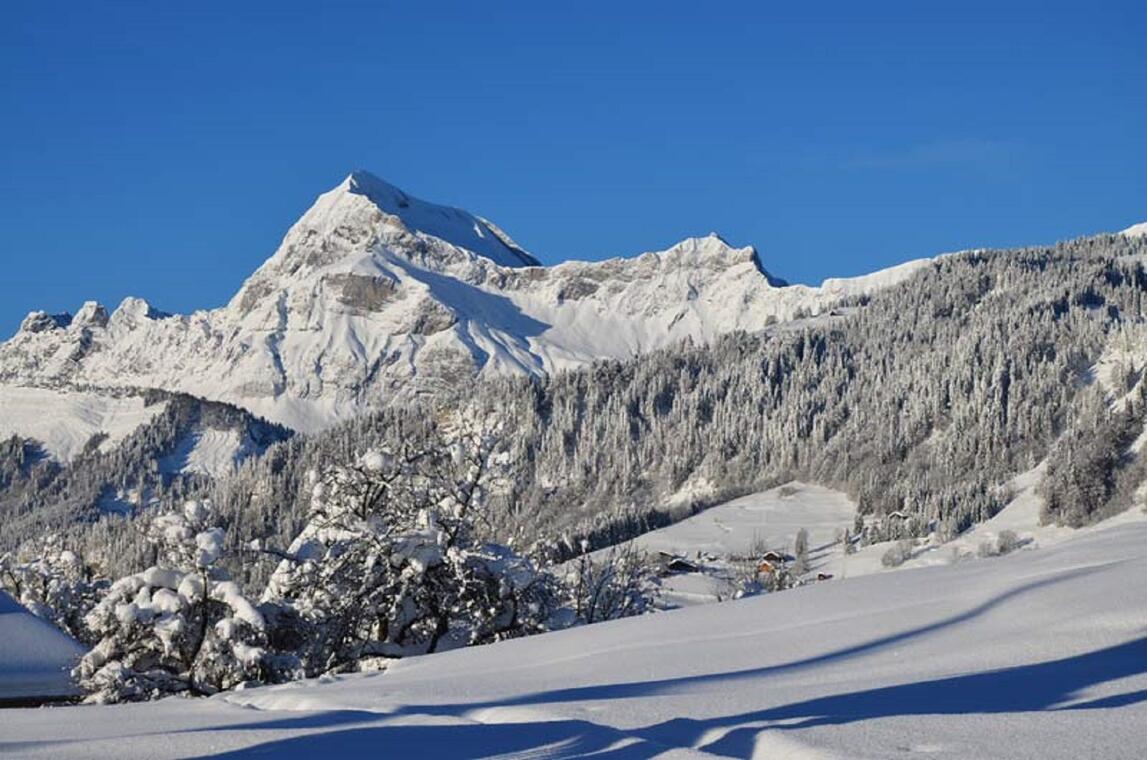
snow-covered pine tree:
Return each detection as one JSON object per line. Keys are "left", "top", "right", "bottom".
{"left": 1040, "top": 382, "right": 1147, "bottom": 527}
{"left": 75, "top": 500, "right": 271, "bottom": 703}
{"left": 792, "top": 528, "right": 810, "bottom": 576}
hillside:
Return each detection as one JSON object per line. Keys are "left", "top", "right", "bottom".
{"left": 0, "top": 393, "right": 291, "bottom": 552}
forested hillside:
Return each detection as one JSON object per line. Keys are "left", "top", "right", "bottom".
{"left": 6, "top": 232, "right": 1147, "bottom": 588}
{"left": 0, "top": 394, "right": 290, "bottom": 555}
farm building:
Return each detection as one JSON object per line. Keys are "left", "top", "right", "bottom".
{"left": 656, "top": 551, "right": 701, "bottom": 575}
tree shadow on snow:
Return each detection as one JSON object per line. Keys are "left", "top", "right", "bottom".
{"left": 416, "top": 562, "right": 1116, "bottom": 711}
{"left": 638, "top": 635, "right": 1147, "bottom": 757}
{"left": 182, "top": 709, "right": 389, "bottom": 734}
{"left": 193, "top": 718, "right": 664, "bottom": 759}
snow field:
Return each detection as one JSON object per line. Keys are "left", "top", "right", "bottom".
{"left": 4, "top": 518, "right": 1147, "bottom": 758}
{"left": 0, "top": 385, "right": 164, "bottom": 462}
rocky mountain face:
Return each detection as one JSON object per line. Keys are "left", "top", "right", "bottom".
{"left": 1, "top": 171, "right": 931, "bottom": 435}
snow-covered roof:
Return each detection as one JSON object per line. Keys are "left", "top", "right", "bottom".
{"left": 0, "top": 591, "right": 85, "bottom": 704}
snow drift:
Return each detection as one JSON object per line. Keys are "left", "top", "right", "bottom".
{"left": 0, "top": 591, "right": 84, "bottom": 705}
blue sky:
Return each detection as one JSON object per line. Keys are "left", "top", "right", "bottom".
{"left": 2, "top": 1, "right": 1144, "bottom": 335}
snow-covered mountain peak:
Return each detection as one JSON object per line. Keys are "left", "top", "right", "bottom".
{"left": 74, "top": 301, "right": 109, "bottom": 328}
{"left": 228, "top": 171, "right": 541, "bottom": 315}
{"left": 1122, "top": 221, "right": 1147, "bottom": 238}
{"left": 333, "top": 170, "right": 539, "bottom": 268}
{"left": 111, "top": 297, "right": 166, "bottom": 324}
{"left": 19, "top": 310, "right": 71, "bottom": 334}
{"left": 655, "top": 233, "right": 747, "bottom": 262}
{"left": 18, "top": 300, "right": 137, "bottom": 335}
{"left": 647, "top": 233, "right": 787, "bottom": 285}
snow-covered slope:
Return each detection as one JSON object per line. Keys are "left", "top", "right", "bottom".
{"left": 322, "top": 171, "right": 540, "bottom": 268}
{"left": 618, "top": 470, "right": 1147, "bottom": 606}
{"left": 598, "top": 482, "right": 857, "bottom": 606}
{"left": 156, "top": 428, "right": 263, "bottom": 477}
{"left": 4, "top": 517, "right": 1147, "bottom": 758}
{"left": 0, "top": 385, "right": 286, "bottom": 479}
{"left": 0, "top": 386, "right": 166, "bottom": 462}
{"left": 1122, "top": 221, "right": 1147, "bottom": 237}
{"left": 0, "top": 591, "right": 84, "bottom": 705}
{"left": 635, "top": 482, "right": 856, "bottom": 561}
{"left": 0, "top": 172, "right": 929, "bottom": 433}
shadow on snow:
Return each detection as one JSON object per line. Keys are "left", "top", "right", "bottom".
{"left": 189, "top": 562, "right": 1147, "bottom": 758}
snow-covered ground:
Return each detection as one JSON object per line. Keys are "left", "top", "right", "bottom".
{"left": 845, "top": 462, "right": 1147, "bottom": 576}
{"left": 0, "top": 385, "right": 164, "bottom": 462}
{"left": 596, "top": 474, "right": 1147, "bottom": 607}
{"left": 637, "top": 483, "right": 855, "bottom": 561}
{"left": 157, "top": 429, "right": 259, "bottom": 477}
{"left": 610, "top": 482, "right": 856, "bottom": 606}
{"left": 5, "top": 505, "right": 1147, "bottom": 758}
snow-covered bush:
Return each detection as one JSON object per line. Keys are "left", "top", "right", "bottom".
{"left": 263, "top": 429, "right": 560, "bottom": 675}
{"left": 75, "top": 500, "right": 271, "bottom": 703}
{"left": 881, "top": 539, "right": 915, "bottom": 568}
{"left": 0, "top": 535, "right": 108, "bottom": 643}
{"left": 978, "top": 529, "right": 1021, "bottom": 558}
{"left": 996, "top": 530, "right": 1020, "bottom": 554}
{"left": 727, "top": 557, "right": 765, "bottom": 598}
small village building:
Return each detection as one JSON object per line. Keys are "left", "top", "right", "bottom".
{"left": 656, "top": 551, "right": 700, "bottom": 575}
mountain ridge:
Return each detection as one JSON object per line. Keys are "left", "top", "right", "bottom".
{"left": 4, "top": 171, "right": 1130, "bottom": 435}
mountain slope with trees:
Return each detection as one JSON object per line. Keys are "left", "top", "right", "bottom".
{"left": 10, "top": 231, "right": 1143, "bottom": 589}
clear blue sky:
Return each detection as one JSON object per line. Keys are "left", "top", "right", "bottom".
{"left": 2, "top": 1, "right": 1144, "bottom": 335}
